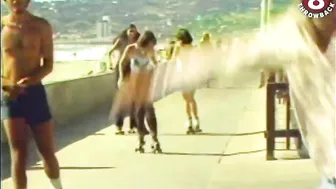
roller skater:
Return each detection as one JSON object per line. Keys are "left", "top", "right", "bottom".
{"left": 108, "top": 24, "right": 141, "bottom": 135}
{"left": 173, "top": 28, "right": 202, "bottom": 134}
{"left": 117, "top": 30, "right": 162, "bottom": 153}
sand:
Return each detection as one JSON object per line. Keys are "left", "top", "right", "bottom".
{"left": 42, "top": 60, "right": 110, "bottom": 84}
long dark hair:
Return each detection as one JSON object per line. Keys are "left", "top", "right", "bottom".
{"left": 175, "top": 28, "right": 193, "bottom": 45}
{"left": 112, "top": 24, "right": 139, "bottom": 44}
{"left": 201, "top": 32, "right": 211, "bottom": 43}
{"left": 138, "top": 30, "right": 157, "bottom": 48}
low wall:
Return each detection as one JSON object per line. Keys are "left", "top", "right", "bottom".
{"left": 1, "top": 72, "right": 117, "bottom": 143}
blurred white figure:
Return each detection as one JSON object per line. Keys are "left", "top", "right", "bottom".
{"left": 152, "top": 6, "right": 335, "bottom": 188}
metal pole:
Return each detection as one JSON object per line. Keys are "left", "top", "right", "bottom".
{"left": 267, "top": 0, "right": 273, "bottom": 31}
{"left": 261, "top": 0, "right": 274, "bottom": 32}
{"left": 260, "top": 0, "right": 268, "bottom": 33}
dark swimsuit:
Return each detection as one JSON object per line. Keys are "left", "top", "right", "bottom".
{"left": 1, "top": 83, "right": 52, "bottom": 127}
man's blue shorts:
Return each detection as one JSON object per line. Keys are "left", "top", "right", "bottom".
{"left": 1, "top": 83, "right": 52, "bottom": 127}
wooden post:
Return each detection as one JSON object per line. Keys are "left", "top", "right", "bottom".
{"left": 286, "top": 95, "right": 291, "bottom": 150}
{"left": 266, "top": 83, "right": 276, "bottom": 160}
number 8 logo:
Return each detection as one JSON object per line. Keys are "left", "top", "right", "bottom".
{"left": 302, "top": 0, "right": 330, "bottom": 12}
{"left": 308, "top": 0, "right": 325, "bottom": 10}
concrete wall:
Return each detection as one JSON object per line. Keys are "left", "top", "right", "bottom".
{"left": 1, "top": 72, "right": 117, "bottom": 143}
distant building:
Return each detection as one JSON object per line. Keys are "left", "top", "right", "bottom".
{"left": 96, "top": 16, "right": 111, "bottom": 38}
{"left": 96, "top": 20, "right": 109, "bottom": 38}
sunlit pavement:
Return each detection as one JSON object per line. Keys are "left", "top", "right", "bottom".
{"left": 1, "top": 81, "right": 320, "bottom": 189}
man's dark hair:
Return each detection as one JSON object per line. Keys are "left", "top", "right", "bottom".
{"left": 112, "top": 29, "right": 128, "bottom": 44}
{"left": 112, "top": 24, "right": 138, "bottom": 44}
{"left": 138, "top": 30, "right": 157, "bottom": 47}
{"left": 129, "top": 24, "right": 137, "bottom": 29}
{"left": 175, "top": 28, "right": 193, "bottom": 45}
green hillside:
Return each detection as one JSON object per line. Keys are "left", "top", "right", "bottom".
{"left": 1, "top": 0, "right": 293, "bottom": 40}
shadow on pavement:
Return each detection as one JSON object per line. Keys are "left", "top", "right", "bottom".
{"left": 161, "top": 149, "right": 265, "bottom": 157}
{"left": 1, "top": 104, "right": 112, "bottom": 180}
{"left": 160, "top": 131, "right": 264, "bottom": 137}
{"left": 28, "top": 166, "right": 115, "bottom": 171}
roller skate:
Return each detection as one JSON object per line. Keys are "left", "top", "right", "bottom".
{"left": 115, "top": 127, "right": 125, "bottom": 135}
{"left": 135, "top": 139, "right": 145, "bottom": 153}
{"left": 194, "top": 119, "right": 202, "bottom": 133}
{"left": 128, "top": 128, "right": 137, "bottom": 134}
{"left": 151, "top": 141, "right": 162, "bottom": 154}
{"left": 186, "top": 118, "right": 195, "bottom": 135}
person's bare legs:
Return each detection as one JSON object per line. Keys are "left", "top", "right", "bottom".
{"left": 182, "top": 92, "right": 201, "bottom": 133}
{"left": 4, "top": 118, "right": 30, "bottom": 189}
{"left": 182, "top": 93, "right": 193, "bottom": 119}
{"left": 32, "top": 120, "right": 62, "bottom": 188}
{"left": 145, "top": 104, "right": 162, "bottom": 153}
{"left": 189, "top": 93, "right": 201, "bottom": 132}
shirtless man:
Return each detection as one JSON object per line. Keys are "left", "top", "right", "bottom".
{"left": 108, "top": 24, "right": 140, "bottom": 71}
{"left": 1, "top": 0, "right": 62, "bottom": 188}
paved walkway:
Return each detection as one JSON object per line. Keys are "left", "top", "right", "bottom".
{"left": 1, "top": 85, "right": 320, "bottom": 188}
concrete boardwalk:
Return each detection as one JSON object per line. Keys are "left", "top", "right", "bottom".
{"left": 1, "top": 87, "right": 320, "bottom": 189}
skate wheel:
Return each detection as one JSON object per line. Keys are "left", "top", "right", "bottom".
{"left": 135, "top": 148, "right": 145, "bottom": 153}
{"left": 152, "top": 148, "right": 162, "bottom": 154}
{"left": 194, "top": 128, "right": 202, "bottom": 133}
{"left": 186, "top": 130, "right": 195, "bottom": 135}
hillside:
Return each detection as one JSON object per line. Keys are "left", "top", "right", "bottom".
{"left": 1, "top": 0, "right": 293, "bottom": 40}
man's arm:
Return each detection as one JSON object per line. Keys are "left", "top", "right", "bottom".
{"left": 1, "top": 16, "right": 14, "bottom": 89}
{"left": 30, "top": 19, "right": 54, "bottom": 82}
{"left": 118, "top": 45, "right": 131, "bottom": 81}
{"left": 108, "top": 39, "right": 121, "bottom": 69}
{"left": 109, "top": 38, "right": 120, "bottom": 56}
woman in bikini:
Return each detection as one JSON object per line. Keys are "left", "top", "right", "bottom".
{"left": 116, "top": 30, "right": 162, "bottom": 153}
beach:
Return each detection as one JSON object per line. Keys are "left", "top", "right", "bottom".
{"left": 42, "top": 44, "right": 112, "bottom": 84}
{"left": 42, "top": 60, "right": 104, "bottom": 84}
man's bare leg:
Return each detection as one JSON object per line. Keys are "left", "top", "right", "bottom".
{"left": 4, "top": 118, "right": 30, "bottom": 189}
{"left": 32, "top": 120, "right": 62, "bottom": 189}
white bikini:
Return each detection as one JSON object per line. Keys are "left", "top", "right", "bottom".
{"left": 130, "top": 55, "right": 155, "bottom": 73}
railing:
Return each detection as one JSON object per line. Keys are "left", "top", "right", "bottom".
{"left": 265, "top": 82, "right": 302, "bottom": 160}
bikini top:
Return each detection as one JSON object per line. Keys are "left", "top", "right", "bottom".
{"left": 130, "top": 55, "right": 155, "bottom": 72}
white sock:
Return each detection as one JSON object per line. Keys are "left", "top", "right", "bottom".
{"left": 50, "top": 178, "right": 63, "bottom": 189}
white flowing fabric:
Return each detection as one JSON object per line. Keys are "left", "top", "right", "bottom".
{"left": 147, "top": 8, "right": 336, "bottom": 182}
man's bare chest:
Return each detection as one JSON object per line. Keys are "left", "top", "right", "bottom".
{"left": 1, "top": 26, "right": 41, "bottom": 54}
